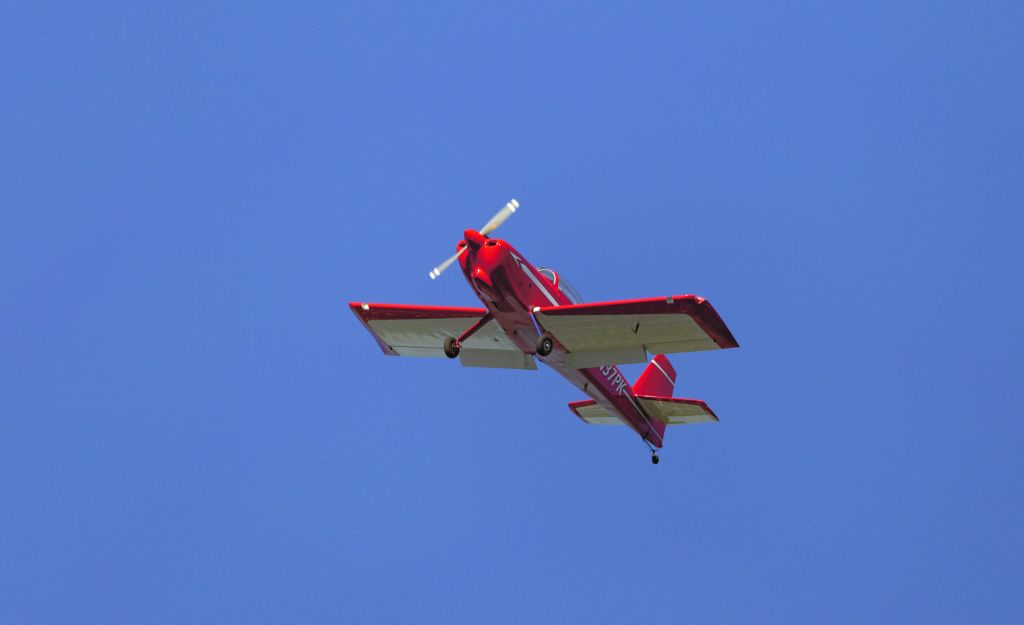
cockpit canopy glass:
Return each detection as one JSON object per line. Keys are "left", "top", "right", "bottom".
{"left": 537, "top": 267, "right": 584, "bottom": 304}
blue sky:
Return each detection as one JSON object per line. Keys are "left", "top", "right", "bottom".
{"left": 2, "top": 2, "right": 1022, "bottom": 623}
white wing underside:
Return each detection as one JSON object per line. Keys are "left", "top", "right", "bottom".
{"left": 572, "top": 396, "right": 718, "bottom": 425}
{"left": 350, "top": 304, "right": 536, "bottom": 370}
{"left": 533, "top": 296, "right": 738, "bottom": 368}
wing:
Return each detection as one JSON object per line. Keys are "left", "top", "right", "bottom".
{"left": 568, "top": 396, "right": 718, "bottom": 425}
{"left": 533, "top": 295, "right": 738, "bottom": 368}
{"left": 349, "top": 302, "right": 536, "bottom": 370}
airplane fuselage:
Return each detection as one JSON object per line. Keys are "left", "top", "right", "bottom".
{"left": 457, "top": 229, "right": 665, "bottom": 448}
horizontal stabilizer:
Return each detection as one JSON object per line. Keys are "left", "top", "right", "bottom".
{"left": 568, "top": 400, "right": 622, "bottom": 425}
{"left": 568, "top": 395, "right": 717, "bottom": 425}
{"left": 637, "top": 395, "right": 718, "bottom": 425}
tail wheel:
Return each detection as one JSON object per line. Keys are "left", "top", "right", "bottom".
{"left": 535, "top": 334, "right": 554, "bottom": 357}
{"left": 443, "top": 337, "right": 461, "bottom": 359}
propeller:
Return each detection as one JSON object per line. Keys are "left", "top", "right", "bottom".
{"left": 428, "top": 199, "right": 519, "bottom": 280}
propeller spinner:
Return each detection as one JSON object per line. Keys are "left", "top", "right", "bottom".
{"left": 428, "top": 199, "right": 519, "bottom": 280}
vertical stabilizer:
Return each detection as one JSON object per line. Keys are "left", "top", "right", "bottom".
{"left": 633, "top": 354, "right": 676, "bottom": 397}
{"left": 634, "top": 355, "right": 676, "bottom": 449}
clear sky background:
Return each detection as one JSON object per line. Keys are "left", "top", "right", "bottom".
{"left": 2, "top": 2, "right": 1022, "bottom": 623}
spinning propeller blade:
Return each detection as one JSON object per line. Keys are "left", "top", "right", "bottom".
{"left": 480, "top": 199, "right": 519, "bottom": 236}
{"left": 429, "top": 248, "right": 467, "bottom": 280}
{"left": 428, "top": 199, "right": 519, "bottom": 280}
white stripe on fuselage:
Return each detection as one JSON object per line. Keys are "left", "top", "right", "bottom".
{"left": 510, "top": 253, "right": 559, "bottom": 306}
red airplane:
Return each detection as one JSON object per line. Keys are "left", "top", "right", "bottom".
{"left": 350, "top": 200, "right": 739, "bottom": 463}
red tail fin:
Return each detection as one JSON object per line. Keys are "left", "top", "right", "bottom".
{"left": 633, "top": 355, "right": 675, "bottom": 448}
{"left": 633, "top": 354, "right": 676, "bottom": 397}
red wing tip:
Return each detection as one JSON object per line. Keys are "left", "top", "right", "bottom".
{"left": 567, "top": 399, "right": 597, "bottom": 419}
{"left": 348, "top": 302, "right": 399, "bottom": 355}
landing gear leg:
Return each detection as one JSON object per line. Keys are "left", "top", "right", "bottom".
{"left": 444, "top": 313, "right": 493, "bottom": 359}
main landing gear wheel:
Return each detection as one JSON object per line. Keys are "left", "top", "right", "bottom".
{"left": 651, "top": 453, "right": 660, "bottom": 465}
{"left": 443, "top": 337, "right": 461, "bottom": 359}
{"left": 535, "top": 334, "right": 554, "bottom": 357}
